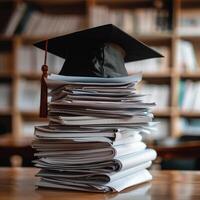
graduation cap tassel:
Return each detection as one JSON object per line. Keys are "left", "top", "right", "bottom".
{"left": 40, "top": 40, "right": 48, "bottom": 118}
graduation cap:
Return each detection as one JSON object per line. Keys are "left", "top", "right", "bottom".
{"left": 34, "top": 24, "right": 163, "bottom": 117}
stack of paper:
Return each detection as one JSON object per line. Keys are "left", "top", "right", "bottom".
{"left": 33, "top": 72, "right": 157, "bottom": 192}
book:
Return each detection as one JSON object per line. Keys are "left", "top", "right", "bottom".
{"left": 4, "top": 3, "right": 85, "bottom": 37}
{"left": 178, "top": 9, "right": 200, "bottom": 35}
{"left": 152, "top": 118, "right": 169, "bottom": 140}
{"left": 17, "top": 79, "right": 40, "bottom": 112}
{"left": 4, "top": 3, "right": 27, "bottom": 36}
{"left": 16, "top": 45, "right": 64, "bottom": 75}
{"left": 125, "top": 46, "right": 169, "bottom": 74}
{"left": 177, "top": 40, "right": 199, "bottom": 72}
{"left": 138, "top": 83, "right": 169, "bottom": 110}
{"left": 22, "top": 12, "right": 84, "bottom": 37}
{"left": 179, "top": 118, "right": 200, "bottom": 136}
{"left": 89, "top": 5, "right": 172, "bottom": 34}
{"left": 179, "top": 80, "right": 200, "bottom": 111}
{"left": 0, "top": 83, "right": 11, "bottom": 110}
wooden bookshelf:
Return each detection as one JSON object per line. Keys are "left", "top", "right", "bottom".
{"left": 0, "top": 0, "right": 200, "bottom": 145}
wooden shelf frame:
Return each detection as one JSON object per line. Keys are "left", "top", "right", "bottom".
{"left": 0, "top": 0, "right": 200, "bottom": 143}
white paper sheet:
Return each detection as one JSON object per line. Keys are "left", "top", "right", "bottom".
{"left": 48, "top": 73, "right": 142, "bottom": 83}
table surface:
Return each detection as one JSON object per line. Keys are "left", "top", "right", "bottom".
{"left": 1, "top": 168, "right": 200, "bottom": 200}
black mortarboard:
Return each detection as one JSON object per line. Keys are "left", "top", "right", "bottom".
{"left": 35, "top": 24, "right": 163, "bottom": 117}
{"left": 34, "top": 24, "right": 163, "bottom": 78}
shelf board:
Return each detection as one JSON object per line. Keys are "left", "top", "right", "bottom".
{"left": 0, "top": 134, "right": 14, "bottom": 146}
{"left": 0, "top": 108, "right": 12, "bottom": 115}
{"left": 0, "top": 0, "right": 199, "bottom": 142}
{"left": 178, "top": 33, "right": 200, "bottom": 38}
{"left": 2, "top": 32, "right": 173, "bottom": 43}
{"left": 135, "top": 32, "right": 172, "bottom": 41}
{"left": 0, "top": 135, "right": 32, "bottom": 147}
{"left": 180, "top": 72, "right": 200, "bottom": 78}
{"left": 0, "top": 72, "right": 13, "bottom": 78}
{"left": 17, "top": 73, "right": 41, "bottom": 80}
{"left": 153, "top": 109, "right": 171, "bottom": 117}
{"left": 19, "top": 35, "right": 54, "bottom": 43}
{"left": 13, "top": 35, "right": 66, "bottom": 43}
{"left": 20, "top": 111, "right": 39, "bottom": 118}
{"left": 179, "top": 111, "right": 200, "bottom": 117}
{"left": 142, "top": 71, "right": 171, "bottom": 78}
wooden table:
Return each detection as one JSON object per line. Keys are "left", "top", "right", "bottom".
{"left": 1, "top": 168, "right": 200, "bottom": 200}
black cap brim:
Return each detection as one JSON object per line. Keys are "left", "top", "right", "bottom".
{"left": 34, "top": 24, "right": 163, "bottom": 62}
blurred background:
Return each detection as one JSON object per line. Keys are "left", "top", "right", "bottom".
{"left": 0, "top": 0, "right": 200, "bottom": 169}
